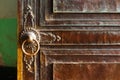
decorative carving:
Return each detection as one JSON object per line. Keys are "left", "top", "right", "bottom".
{"left": 24, "top": 5, "right": 35, "bottom": 28}
{"left": 21, "top": 28, "right": 40, "bottom": 73}
{"left": 21, "top": 0, "right": 38, "bottom": 73}
{"left": 40, "top": 32, "right": 61, "bottom": 43}
{"left": 20, "top": 28, "right": 40, "bottom": 42}
{"left": 24, "top": 55, "right": 34, "bottom": 73}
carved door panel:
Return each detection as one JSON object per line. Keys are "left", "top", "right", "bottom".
{"left": 18, "top": 0, "right": 120, "bottom": 80}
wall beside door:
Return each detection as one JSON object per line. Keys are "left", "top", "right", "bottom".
{"left": 0, "top": 0, "right": 17, "bottom": 67}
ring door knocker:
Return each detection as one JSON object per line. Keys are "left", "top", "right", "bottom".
{"left": 19, "top": 2, "right": 40, "bottom": 73}
{"left": 21, "top": 28, "right": 40, "bottom": 56}
{"left": 20, "top": 28, "right": 40, "bottom": 73}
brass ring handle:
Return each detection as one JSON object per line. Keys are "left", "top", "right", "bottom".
{"left": 22, "top": 39, "right": 39, "bottom": 56}
{"left": 20, "top": 28, "right": 40, "bottom": 56}
{"left": 20, "top": 28, "right": 40, "bottom": 73}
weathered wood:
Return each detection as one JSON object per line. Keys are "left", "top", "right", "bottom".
{"left": 54, "top": 0, "right": 120, "bottom": 13}
{"left": 53, "top": 63, "right": 120, "bottom": 80}
{"left": 40, "top": 0, "right": 120, "bottom": 26}
{"left": 18, "top": 0, "right": 120, "bottom": 80}
{"left": 40, "top": 30, "right": 120, "bottom": 45}
{"left": 40, "top": 49, "right": 120, "bottom": 80}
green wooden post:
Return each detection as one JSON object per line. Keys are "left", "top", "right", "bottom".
{"left": 0, "top": 19, "right": 17, "bottom": 67}
{"left": 0, "top": 0, "right": 17, "bottom": 67}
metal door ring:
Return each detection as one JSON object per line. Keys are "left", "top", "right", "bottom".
{"left": 22, "top": 39, "right": 39, "bottom": 56}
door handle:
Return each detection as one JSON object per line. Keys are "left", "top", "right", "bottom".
{"left": 18, "top": 2, "right": 40, "bottom": 73}
{"left": 20, "top": 28, "right": 40, "bottom": 56}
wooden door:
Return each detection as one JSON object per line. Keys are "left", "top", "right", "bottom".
{"left": 18, "top": 0, "right": 120, "bottom": 80}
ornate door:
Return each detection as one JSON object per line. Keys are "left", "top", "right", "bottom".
{"left": 18, "top": 0, "right": 120, "bottom": 80}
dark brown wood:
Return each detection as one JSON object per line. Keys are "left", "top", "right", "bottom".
{"left": 53, "top": 0, "right": 119, "bottom": 13}
{"left": 40, "top": 0, "right": 120, "bottom": 26}
{"left": 18, "top": 0, "right": 120, "bottom": 80}
{"left": 53, "top": 63, "right": 120, "bottom": 80}
{"left": 40, "top": 30, "right": 120, "bottom": 45}
{"left": 40, "top": 49, "right": 120, "bottom": 80}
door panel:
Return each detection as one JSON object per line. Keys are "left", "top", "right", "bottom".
{"left": 53, "top": 0, "right": 119, "bottom": 13}
{"left": 40, "top": 49, "right": 120, "bottom": 80}
{"left": 53, "top": 63, "right": 120, "bottom": 80}
{"left": 18, "top": 0, "right": 120, "bottom": 80}
{"left": 40, "top": 0, "right": 120, "bottom": 26}
{"left": 40, "top": 30, "right": 120, "bottom": 45}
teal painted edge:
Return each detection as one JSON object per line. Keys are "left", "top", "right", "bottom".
{"left": 0, "top": 18, "right": 17, "bottom": 67}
